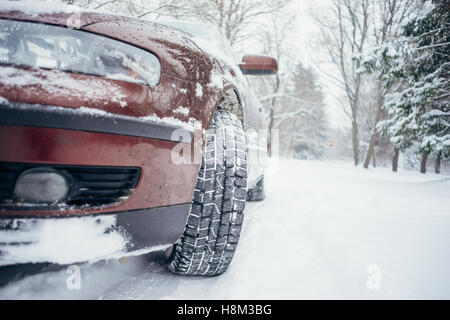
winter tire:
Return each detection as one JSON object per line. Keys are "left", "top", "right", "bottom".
{"left": 168, "top": 109, "right": 247, "bottom": 276}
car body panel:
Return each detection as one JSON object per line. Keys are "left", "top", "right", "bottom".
{"left": 0, "top": 125, "right": 197, "bottom": 216}
{"left": 0, "top": 66, "right": 202, "bottom": 126}
{"left": 0, "top": 2, "right": 269, "bottom": 265}
{"left": 0, "top": 10, "right": 268, "bottom": 187}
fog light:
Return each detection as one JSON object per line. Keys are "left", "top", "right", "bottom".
{"left": 14, "top": 168, "right": 69, "bottom": 204}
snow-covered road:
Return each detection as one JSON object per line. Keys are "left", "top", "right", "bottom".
{"left": 1, "top": 159, "right": 449, "bottom": 299}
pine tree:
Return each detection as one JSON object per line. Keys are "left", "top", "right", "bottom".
{"left": 372, "top": 0, "right": 449, "bottom": 173}
{"left": 404, "top": 0, "right": 450, "bottom": 172}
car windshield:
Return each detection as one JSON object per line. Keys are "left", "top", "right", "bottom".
{"left": 158, "top": 19, "right": 237, "bottom": 62}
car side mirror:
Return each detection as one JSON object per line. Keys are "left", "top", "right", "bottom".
{"left": 239, "top": 55, "right": 278, "bottom": 75}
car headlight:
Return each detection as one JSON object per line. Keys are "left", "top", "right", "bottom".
{"left": 0, "top": 19, "right": 161, "bottom": 86}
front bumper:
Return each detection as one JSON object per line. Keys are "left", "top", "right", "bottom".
{"left": 0, "top": 102, "right": 196, "bottom": 265}
{"left": 0, "top": 204, "right": 190, "bottom": 266}
{"left": 0, "top": 102, "right": 199, "bottom": 216}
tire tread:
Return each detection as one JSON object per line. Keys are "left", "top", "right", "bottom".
{"left": 169, "top": 109, "right": 247, "bottom": 276}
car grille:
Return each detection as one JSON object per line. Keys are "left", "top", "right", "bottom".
{"left": 0, "top": 162, "right": 141, "bottom": 210}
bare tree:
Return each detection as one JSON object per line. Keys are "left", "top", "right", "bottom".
{"left": 254, "top": 12, "right": 295, "bottom": 155}
{"left": 161, "top": 0, "right": 291, "bottom": 45}
{"left": 314, "top": 0, "right": 371, "bottom": 166}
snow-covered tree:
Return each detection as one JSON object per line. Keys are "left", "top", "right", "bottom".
{"left": 360, "top": 0, "right": 417, "bottom": 169}
{"left": 376, "top": 0, "right": 449, "bottom": 173}
{"left": 363, "top": 37, "right": 418, "bottom": 170}
{"left": 288, "top": 63, "right": 329, "bottom": 159}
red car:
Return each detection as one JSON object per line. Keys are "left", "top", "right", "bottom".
{"left": 0, "top": 1, "right": 277, "bottom": 276}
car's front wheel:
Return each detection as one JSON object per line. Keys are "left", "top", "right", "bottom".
{"left": 168, "top": 109, "right": 247, "bottom": 276}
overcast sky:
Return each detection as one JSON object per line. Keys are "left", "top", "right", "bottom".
{"left": 288, "top": 0, "right": 350, "bottom": 130}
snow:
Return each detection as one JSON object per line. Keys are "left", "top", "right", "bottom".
{"left": 4, "top": 103, "right": 121, "bottom": 121}
{"left": 428, "top": 109, "right": 450, "bottom": 117}
{"left": 0, "top": 1, "right": 86, "bottom": 17}
{"left": 104, "top": 73, "right": 146, "bottom": 85}
{"left": 0, "top": 95, "right": 8, "bottom": 104}
{"left": 0, "top": 0, "right": 129, "bottom": 19}
{"left": 0, "top": 216, "right": 126, "bottom": 266}
{"left": 77, "top": 106, "right": 109, "bottom": 116}
{"left": 195, "top": 83, "right": 203, "bottom": 99}
{"left": 0, "top": 67, "right": 128, "bottom": 108}
{"left": 208, "top": 70, "right": 224, "bottom": 89}
{"left": 172, "top": 106, "right": 190, "bottom": 117}
{"left": 0, "top": 67, "right": 199, "bottom": 131}
{"left": 140, "top": 114, "right": 201, "bottom": 131}
{"left": 1, "top": 158, "right": 449, "bottom": 299}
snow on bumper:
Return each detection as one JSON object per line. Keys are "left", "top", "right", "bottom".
{"left": 0, "top": 215, "right": 125, "bottom": 266}
{"left": 0, "top": 204, "right": 190, "bottom": 266}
